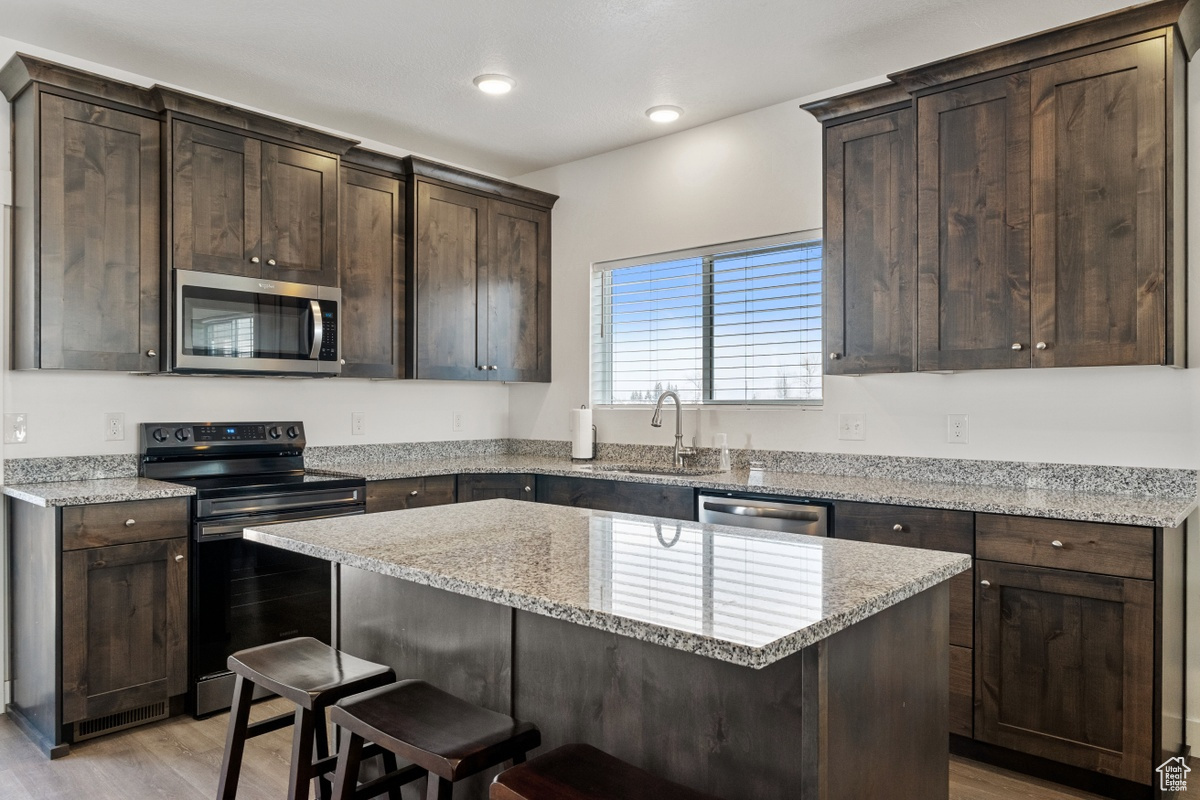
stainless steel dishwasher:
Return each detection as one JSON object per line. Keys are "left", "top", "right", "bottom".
{"left": 697, "top": 492, "right": 830, "bottom": 536}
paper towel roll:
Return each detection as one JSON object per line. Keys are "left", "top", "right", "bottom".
{"left": 571, "top": 407, "right": 593, "bottom": 459}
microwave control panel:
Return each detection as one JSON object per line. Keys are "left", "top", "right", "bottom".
{"left": 319, "top": 304, "right": 339, "bottom": 361}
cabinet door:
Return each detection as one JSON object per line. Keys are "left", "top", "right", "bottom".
{"left": 824, "top": 107, "right": 916, "bottom": 374}
{"left": 486, "top": 200, "right": 551, "bottom": 382}
{"left": 261, "top": 143, "right": 338, "bottom": 286}
{"left": 1030, "top": 38, "right": 1166, "bottom": 367}
{"left": 457, "top": 473, "right": 535, "bottom": 502}
{"left": 366, "top": 476, "right": 456, "bottom": 513}
{"left": 38, "top": 94, "right": 160, "bottom": 371}
{"left": 412, "top": 182, "right": 489, "bottom": 380}
{"left": 172, "top": 121, "right": 262, "bottom": 277}
{"left": 917, "top": 75, "right": 1032, "bottom": 370}
{"left": 339, "top": 167, "right": 405, "bottom": 378}
{"left": 975, "top": 560, "right": 1153, "bottom": 782}
{"left": 61, "top": 538, "right": 187, "bottom": 726}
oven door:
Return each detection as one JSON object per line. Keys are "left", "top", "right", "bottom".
{"left": 190, "top": 506, "right": 361, "bottom": 716}
{"left": 174, "top": 269, "right": 341, "bottom": 376}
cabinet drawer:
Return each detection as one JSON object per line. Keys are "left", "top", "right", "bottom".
{"left": 366, "top": 476, "right": 456, "bottom": 513}
{"left": 458, "top": 474, "right": 537, "bottom": 502}
{"left": 834, "top": 502, "right": 973, "bottom": 555}
{"left": 976, "top": 514, "right": 1153, "bottom": 580}
{"left": 536, "top": 476, "right": 695, "bottom": 521}
{"left": 949, "top": 645, "right": 973, "bottom": 738}
{"left": 62, "top": 498, "right": 189, "bottom": 551}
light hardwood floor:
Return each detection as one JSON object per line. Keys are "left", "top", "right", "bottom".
{"left": 0, "top": 702, "right": 1190, "bottom": 799}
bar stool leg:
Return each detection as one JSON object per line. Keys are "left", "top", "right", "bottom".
{"left": 287, "top": 706, "right": 317, "bottom": 800}
{"left": 330, "top": 731, "right": 364, "bottom": 800}
{"left": 381, "top": 752, "right": 403, "bottom": 800}
{"left": 216, "top": 674, "right": 255, "bottom": 800}
{"left": 425, "top": 775, "right": 452, "bottom": 800}
{"left": 313, "top": 709, "right": 332, "bottom": 800}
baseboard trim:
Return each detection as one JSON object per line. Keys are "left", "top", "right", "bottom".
{"left": 5, "top": 703, "right": 69, "bottom": 759}
{"left": 950, "top": 735, "right": 1150, "bottom": 800}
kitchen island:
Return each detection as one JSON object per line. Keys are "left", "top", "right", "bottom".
{"left": 245, "top": 499, "right": 971, "bottom": 800}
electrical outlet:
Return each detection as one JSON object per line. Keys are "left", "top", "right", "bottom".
{"left": 4, "top": 413, "right": 27, "bottom": 444}
{"left": 946, "top": 414, "right": 969, "bottom": 444}
{"left": 105, "top": 412, "right": 125, "bottom": 441}
{"left": 838, "top": 413, "right": 865, "bottom": 441}
{"left": 452, "top": 412, "right": 464, "bottom": 432}
{"left": 351, "top": 412, "right": 366, "bottom": 436}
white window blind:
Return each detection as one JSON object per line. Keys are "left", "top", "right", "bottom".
{"left": 592, "top": 233, "right": 822, "bottom": 405}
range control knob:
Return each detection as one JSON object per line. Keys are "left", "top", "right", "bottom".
{"left": 152, "top": 427, "right": 170, "bottom": 443}
{"left": 174, "top": 428, "right": 191, "bottom": 442}
{"left": 287, "top": 425, "right": 300, "bottom": 439}
{"left": 268, "top": 426, "right": 282, "bottom": 440}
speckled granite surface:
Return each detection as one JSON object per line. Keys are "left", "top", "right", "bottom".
{"left": 244, "top": 499, "right": 971, "bottom": 669}
{"left": 4, "top": 454, "right": 139, "bottom": 484}
{"left": 3, "top": 477, "right": 194, "bottom": 507}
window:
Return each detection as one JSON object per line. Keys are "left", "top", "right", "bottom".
{"left": 591, "top": 232, "right": 822, "bottom": 405}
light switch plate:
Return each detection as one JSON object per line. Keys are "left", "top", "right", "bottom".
{"left": 4, "top": 413, "right": 27, "bottom": 444}
{"left": 838, "top": 413, "right": 865, "bottom": 441}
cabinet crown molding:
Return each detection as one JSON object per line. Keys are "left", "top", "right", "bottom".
{"left": 404, "top": 155, "right": 559, "bottom": 210}
{"left": 799, "top": 83, "right": 911, "bottom": 124}
{"left": 0, "top": 53, "right": 157, "bottom": 110}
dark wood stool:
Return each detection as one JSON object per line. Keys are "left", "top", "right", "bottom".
{"left": 217, "top": 637, "right": 398, "bottom": 800}
{"left": 490, "top": 743, "right": 720, "bottom": 800}
{"left": 329, "top": 679, "right": 541, "bottom": 800}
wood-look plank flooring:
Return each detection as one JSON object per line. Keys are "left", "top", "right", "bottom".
{"left": 0, "top": 703, "right": 1191, "bottom": 799}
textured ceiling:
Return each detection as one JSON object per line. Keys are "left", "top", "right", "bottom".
{"left": 0, "top": 0, "right": 1132, "bottom": 177}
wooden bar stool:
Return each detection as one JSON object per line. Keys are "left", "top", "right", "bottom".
{"left": 216, "top": 637, "right": 399, "bottom": 800}
{"left": 490, "top": 743, "right": 720, "bottom": 800}
{"left": 329, "top": 679, "right": 541, "bottom": 800}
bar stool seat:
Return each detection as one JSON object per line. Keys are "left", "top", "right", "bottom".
{"left": 217, "top": 637, "right": 397, "bottom": 800}
{"left": 330, "top": 679, "right": 541, "bottom": 800}
{"left": 490, "top": 743, "right": 720, "bottom": 800}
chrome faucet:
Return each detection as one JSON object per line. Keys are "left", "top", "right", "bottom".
{"left": 651, "top": 391, "right": 696, "bottom": 469}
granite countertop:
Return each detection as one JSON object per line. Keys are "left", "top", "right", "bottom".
{"left": 244, "top": 499, "right": 971, "bottom": 669}
{"left": 2, "top": 477, "right": 195, "bottom": 507}
{"left": 312, "top": 455, "right": 1197, "bottom": 528}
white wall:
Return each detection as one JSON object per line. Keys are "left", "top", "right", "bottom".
{"left": 510, "top": 93, "right": 1200, "bottom": 469}
{"left": 0, "top": 37, "right": 511, "bottom": 459}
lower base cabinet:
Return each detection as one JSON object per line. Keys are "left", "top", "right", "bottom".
{"left": 9, "top": 496, "right": 189, "bottom": 755}
{"left": 535, "top": 475, "right": 695, "bottom": 521}
{"left": 974, "top": 559, "right": 1154, "bottom": 783}
{"left": 365, "top": 475, "right": 456, "bottom": 512}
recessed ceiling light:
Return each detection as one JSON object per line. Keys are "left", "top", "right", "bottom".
{"left": 646, "top": 105, "right": 683, "bottom": 123}
{"left": 474, "top": 74, "right": 514, "bottom": 95}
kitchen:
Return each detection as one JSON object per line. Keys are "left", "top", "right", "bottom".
{"left": 0, "top": 0, "right": 1197, "bottom": 799}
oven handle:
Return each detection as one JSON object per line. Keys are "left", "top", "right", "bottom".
{"left": 198, "top": 487, "right": 362, "bottom": 519}
{"left": 309, "top": 300, "right": 323, "bottom": 359}
{"left": 196, "top": 506, "right": 364, "bottom": 541}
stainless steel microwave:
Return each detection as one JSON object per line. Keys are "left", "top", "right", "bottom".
{"left": 173, "top": 270, "right": 341, "bottom": 376}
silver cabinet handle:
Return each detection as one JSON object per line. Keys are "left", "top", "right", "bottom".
{"left": 339, "top": 359, "right": 346, "bottom": 365}
{"left": 892, "top": 523, "right": 904, "bottom": 532}
{"left": 702, "top": 501, "right": 822, "bottom": 522}
{"left": 146, "top": 349, "right": 157, "bottom": 358}
{"left": 125, "top": 519, "right": 136, "bottom": 527}
{"left": 1036, "top": 342, "right": 1048, "bottom": 350}
{"left": 980, "top": 580, "right": 991, "bottom": 587}
{"left": 410, "top": 490, "right": 419, "bottom": 496}
{"left": 1051, "top": 540, "right": 1063, "bottom": 548}
{"left": 829, "top": 352, "right": 840, "bottom": 360}
{"left": 1011, "top": 343, "right": 1023, "bottom": 351}
{"left": 477, "top": 365, "right": 486, "bottom": 371}
{"left": 250, "top": 256, "right": 260, "bottom": 264}
{"left": 174, "top": 554, "right": 184, "bottom": 562}
{"left": 524, "top": 486, "right": 532, "bottom": 492}
{"left": 267, "top": 258, "right": 277, "bottom": 266}
{"left": 490, "top": 365, "right": 499, "bottom": 370}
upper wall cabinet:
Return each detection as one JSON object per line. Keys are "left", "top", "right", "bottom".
{"left": 1, "top": 59, "right": 162, "bottom": 371}
{"left": 406, "top": 157, "right": 556, "bottom": 383}
{"left": 171, "top": 120, "right": 339, "bottom": 286}
{"left": 339, "top": 152, "right": 406, "bottom": 379}
{"left": 807, "top": 86, "right": 917, "bottom": 375}
{"left": 806, "top": 0, "right": 1197, "bottom": 372}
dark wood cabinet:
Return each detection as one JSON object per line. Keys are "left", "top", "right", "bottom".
{"left": 8, "top": 496, "right": 189, "bottom": 756}
{"left": 407, "top": 158, "right": 556, "bottom": 383}
{"left": 916, "top": 74, "right": 1032, "bottom": 370}
{"left": 457, "top": 473, "right": 536, "bottom": 502}
{"left": 339, "top": 165, "right": 406, "bottom": 378}
{"left": 365, "top": 475, "right": 456, "bottom": 513}
{"left": 975, "top": 559, "right": 1153, "bottom": 782}
{"left": 172, "top": 120, "right": 338, "bottom": 284}
{"left": 822, "top": 104, "right": 916, "bottom": 375}
{"left": 9, "top": 90, "right": 161, "bottom": 371}
{"left": 1029, "top": 39, "right": 1171, "bottom": 367}
{"left": 535, "top": 475, "right": 695, "bottom": 521}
